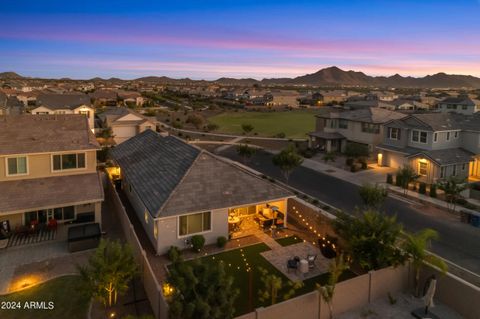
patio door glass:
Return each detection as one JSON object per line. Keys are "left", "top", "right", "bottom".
{"left": 38, "top": 210, "right": 47, "bottom": 224}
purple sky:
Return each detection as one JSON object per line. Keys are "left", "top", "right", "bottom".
{"left": 1, "top": 0, "right": 479, "bottom": 79}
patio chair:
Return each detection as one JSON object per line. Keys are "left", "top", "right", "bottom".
{"left": 275, "top": 212, "right": 285, "bottom": 229}
{"left": 47, "top": 219, "right": 58, "bottom": 232}
{"left": 262, "top": 219, "right": 274, "bottom": 232}
{"left": 307, "top": 254, "right": 317, "bottom": 269}
{"left": 287, "top": 256, "right": 300, "bottom": 273}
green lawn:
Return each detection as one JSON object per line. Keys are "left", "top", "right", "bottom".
{"left": 207, "top": 110, "right": 319, "bottom": 138}
{"left": 275, "top": 235, "right": 304, "bottom": 247}
{"left": 0, "top": 276, "right": 90, "bottom": 319}
{"left": 182, "top": 243, "right": 356, "bottom": 316}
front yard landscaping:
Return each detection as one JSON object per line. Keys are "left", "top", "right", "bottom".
{"left": 0, "top": 275, "right": 89, "bottom": 319}
{"left": 179, "top": 243, "right": 356, "bottom": 316}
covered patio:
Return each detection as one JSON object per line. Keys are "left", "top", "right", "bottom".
{"left": 308, "top": 131, "right": 346, "bottom": 153}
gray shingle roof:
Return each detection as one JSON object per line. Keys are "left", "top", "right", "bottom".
{"left": 322, "top": 107, "right": 406, "bottom": 124}
{"left": 408, "top": 148, "right": 474, "bottom": 165}
{"left": 0, "top": 114, "right": 100, "bottom": 155}
{"left": 111, "top": 130, "right": 292, "bottom": 218}
{"left": 0, "top": 173, "right": 103, "bottom": 213}
{"left": 37, "top": 93, "right": 91, "bottom": 110}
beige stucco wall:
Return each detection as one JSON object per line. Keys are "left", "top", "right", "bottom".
{"left": 156, "top": 207, "right": 229, "bottom": 255}
{"left": 0, "top": 150, "right": 97, "bottom": 181}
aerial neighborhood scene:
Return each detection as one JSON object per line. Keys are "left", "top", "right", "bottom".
{"left": 2, "top": 1, "right": 480, "bottom": 319}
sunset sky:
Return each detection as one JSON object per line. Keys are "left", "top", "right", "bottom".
{"left": 1, "top": 0, "right": 479, "bottom": 79}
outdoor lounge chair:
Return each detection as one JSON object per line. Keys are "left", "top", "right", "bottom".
{"left": 307, "top": 254, "right": 317, "bottom": 269}
{"left": 287, "top": 256, "right": 300, "bottom": 273}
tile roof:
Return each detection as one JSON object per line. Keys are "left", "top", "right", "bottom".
{"left": 37, "top": 93, "right": 91, "bottom": 110}
{"left": 440, "top": 97, "right": 479, "bottom": 106}
{"left": 111, "top": 130, "right": 292, "bottom": 218}
{"left": 326, "top": 107, "right": 406, "bottom": 123}
{"left": 408, "top": 148, "right": 474, "bottom": 165}
{"left": 0, "top": 173, "right": 103, "bottom": 213}
{"left": 390, "top": 112, "right": 480, "bottom": 132}
{"left": 0, "top": 114, "right": 100, "bottom": 155}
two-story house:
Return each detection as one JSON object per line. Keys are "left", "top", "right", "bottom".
{"left": 31, "top": 93, "right": 95, "bottom": 132}
{"left": 377, "top": 113, "right": 480, "bottom": 183}
{"left": 308, "top": 107, "right": 406, "bottom": 155}
{"left": 0, "top": 114, "right": 103, "bottom": 240}
{"left": 437, "top": 96, "right": 480, "bottom": 115}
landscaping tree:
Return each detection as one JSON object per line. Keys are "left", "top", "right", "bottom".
{"left": 437, "top": 176, "right": 467, "bottom": 212}
{"left": 333, "top": 210, "right": 405, "bottom": 271}
{"left": 316, "top": 254, "right": 348, "bottom": 319}
{"left": 401, "top": 229, "right": 448, "bottom": 297}
{"left": 168, "top": 259, "right": 238, "bottom": 319}
{"left": 186, "top": 114, "right": 204, "bottom": 129}
{"left": 78, "top": 239, "right": 138, "bottom": 307}
{"left": 344, "top": 143, "right": 370, "bottom": 161}
{"left": 236, "top": 144, "right": 257, "bottom": 164}
{"left": 272, "top": 145, "right": 304, "bottom": 183}
{"left": 358, "top": 183, "right": 388, "bottom": 210}
{"left": 257, "top": 267, "right": 303, "bottom": 305}
{"left": 396, "top": 165, "right": 419, "bottom": 195}
{"left": 205, "top": 123, "right": 219, "bottom": 132}
{"left": 241, "top": 123, "right": 254, "bottom": 135}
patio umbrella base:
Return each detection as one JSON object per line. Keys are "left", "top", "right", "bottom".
{"left": 411, "top": 308, "right": 440, "bottom": 319}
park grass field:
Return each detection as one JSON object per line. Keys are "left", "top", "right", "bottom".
{"left": 207, "top": 110, "right": 320, "bottom": 138}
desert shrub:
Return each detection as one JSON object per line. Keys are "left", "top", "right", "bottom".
{"left": 191, "top": 235, "right": 205, "bottom": 251}
{"left": 216, "top": 236, "right": 227, "bottom": 248}
{"left": 386, "top": 174, "right": 393, "bottom": 184}
{"left": 168, "top": 246, "right": 181, "bottom": 262}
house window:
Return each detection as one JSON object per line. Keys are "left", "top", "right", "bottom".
{"left": 52, "top": 153, "right": 86, "bottom": 171}
{"left": 412, "top": 130, "right": 427, "bottom": 144}
{"left": 329, "top": 119, "right": 337, "bottom": 129}
{"left": 454, "top": 131, "right": 459, "bottom": 139}
{"left": 388, "top": 128, "right": 400, "bottom": 140}
{"left": 452, "top": 165, "right": 457, "bottom": 176}
{"left": 462, "top": 163, "right": 466, "bottom": 171}
{"left": 446, "top": 132, "right": 450, "bottom": 141}
{"left": 154, "top": 224, "right": 158, "bottom": 239}
{"left": 144, "top": 211, "right": 149, "bottom": 224}
{"left": 179, "top": 211, "right": 211, "bottom": 236}
{"left": 462, "top": 105, "right": 468, "bottom": 110}
{"left": 419, "top": 161, "right": 428, "bottom": 176}
{"left": 440, "top": 167, "right": 446, "bottom": 179}
{"left": 7, "top": 156, "right": 27, "bottom": 175}
{"left": 361, "top": 123, "right": 380, "bottom": 134}
{"left": 53, "top": 206, "right": 75, "bottom": 220}
{"left": 79, "top": 110, "right": 90, "bottom": 117}
{"left": 433, "top": 133, "right": 438, "bottom": 143}
{"left": 338, "top": 119, "right": 348, "bottom": 129}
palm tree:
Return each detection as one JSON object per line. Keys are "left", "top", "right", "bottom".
{"left": 401, "top": 229, "right": 448, "bottom": 297}
{"left": 317, "top": 254, "right": 348, "bottom": 319}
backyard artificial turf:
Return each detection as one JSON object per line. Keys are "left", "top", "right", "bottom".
{"left": 207, "top": 110, "right": 320, "bottom": 138}
{"left": 182, "top": 243, "right": 357, "bottom": 316}
{"left": 0, "top": 275, "right": 90, "bottom": 319}
{"left": 275, "top": 235, "right": 304, "bottom": 247}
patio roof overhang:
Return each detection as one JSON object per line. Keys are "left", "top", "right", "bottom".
{"left": 308, "top": 131, "right": 345, "bottom": 140}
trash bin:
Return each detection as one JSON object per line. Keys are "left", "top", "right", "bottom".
{"left": 460, "top": 211, "right": 471, "bottom": 223}
{"left": 471, "top": 215, "right": 480, "bottom": 227}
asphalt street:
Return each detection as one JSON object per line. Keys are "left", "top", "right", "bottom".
{"left": 219, "top": 148, "right": 480, "bottom": 276}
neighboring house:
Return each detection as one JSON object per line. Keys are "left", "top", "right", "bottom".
{"left": 0, "top": 92, "right": 24, "bottom": 115}
{"left": 377, "top": 113, "right": 480, "bottom": 183}
{"left": 344, "top": 99, "right": 396, "bottom": 110}
{"left": 266, "top": 90, "right": 301, "bottom": 108}
{"left": 392, "top": 99, "right": 429, "bottom": 111}
{"left": 89, "top": 89, "right": 118, "bottom": 106}
{"left": 110, "top": 130, "right": 293, "bottom": 255}
{"left": 308, "top": 107, "right": 406, "bottom": 154}
{"left": 97, "top": 107, "right": 157, "bottom": 144}
{"left": 118, "top": 91, "right": 145, "bottom": 107}
{"left": 437, "top": 96, "right": 480, "bottom": 115}
{"left": 31, "top": 93, "right": 95, "bottom": 132}
{"left": 0, "top": 114, "right": 103, "bottom": 236}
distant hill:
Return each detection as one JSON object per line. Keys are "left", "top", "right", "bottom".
{"left": 0, "top": 72, "right": 24, "bottom": 80}
{"left": 3, "top": 67, "right": 480, "bottom": 88}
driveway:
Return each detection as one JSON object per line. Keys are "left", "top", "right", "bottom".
{"left": 218, "top": 148, "right": 480, "bottom": 277}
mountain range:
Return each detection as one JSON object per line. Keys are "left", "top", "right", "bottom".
{"left": 2, "top": 67, "right": 480, "bottom": 88}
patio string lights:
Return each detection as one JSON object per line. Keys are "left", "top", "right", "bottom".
{"left": 290, "top": 206, "right": 336, "bottom": 251}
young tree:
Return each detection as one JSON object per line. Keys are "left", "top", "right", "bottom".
{"left": 437, "top": 177, "right": 467, "bottom": 212}
{"left": 317, "top": 254, "right": 348, "bottom": 319}
{"left": 401, "top": 229, "right": 448, "bottom": 297}
{"left": 257, "top": 267, "right": 303, "bottom": 305}
{"left": 78, "top": 239, "right": 138, "bottom": 307}
{"left": 333, "top": 210, "right": 405, "bottom": 271}
{"left": 241, "top": 123, "right": 254, "bottom": 135}
{"left": 344, "top": 143, "right": 369, "bottom": 161}
{"left": 396, "top": 165, "right": 419, "bottom": 195}
{"left": 322, "top": 152, "right": 336, "bottom": 163}
{"left": 186, "top": 114, "right": 204, "bottom": 129}
{"left": 272, "top": 145, "right": 304, "bottom": 183}
{"left": 236, "top": 144, "right": 256, "bottom": 164}
{"left": 168, "top": 259, "right": 238, "bottom": 319}
{"left": 358, "top": 183, "right": 388, "bottom": 210}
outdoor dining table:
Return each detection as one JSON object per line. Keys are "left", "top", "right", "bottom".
{"left": 228, "top": 216, "right": 240, "bottom": 232}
